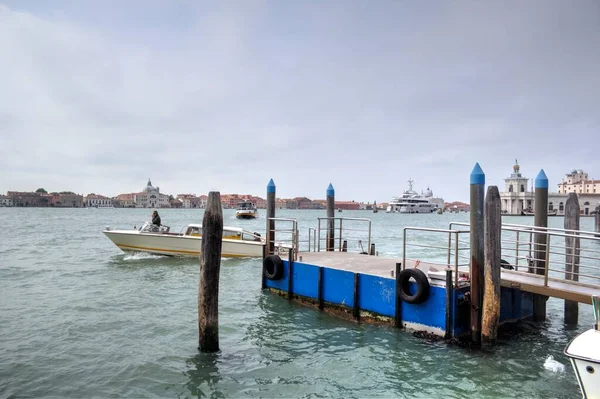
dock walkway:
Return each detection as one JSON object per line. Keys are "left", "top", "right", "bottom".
{"left": 296, "top": 252, "right": 600, "bottom": 305}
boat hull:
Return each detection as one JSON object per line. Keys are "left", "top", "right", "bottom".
{"left": 103, "top": 230, "right": 264, "bottom": 258}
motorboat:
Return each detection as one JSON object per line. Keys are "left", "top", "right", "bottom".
{"left": 564, "top": 295, "right": 600, "bottom": 398}
{"left": 521, "top": 209, "right": 559, "bottom": 216}
{"left": 235, "top": 201, "right": 258, "bottom": 219}
{"left": 103, "top": 221, "right": 265, "bottom": 257}
{"left": 386, "top": 179, "right": 440, "bottom": 214}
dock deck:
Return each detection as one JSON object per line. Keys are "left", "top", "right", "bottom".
{"left": 296, "top": 251, "right": 600, "bottom": 305}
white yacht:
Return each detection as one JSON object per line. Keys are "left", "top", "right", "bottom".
{"left": 564, "top": 295, "right": 600, "bottom": 399}
{"left": 386, "top": 179, "right": 442, "bottom": 214}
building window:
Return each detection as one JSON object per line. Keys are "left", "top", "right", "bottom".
{"left": 549, "top": 202, "right": 554, "bottom": 211}
{"left": 520, "top": 184, "right": 525, "bottom": 192}
{"left": 509, "top": 184, "right": 513, "bottom": 193}
{"left": 559, "top": 202, "right": 564, "bottom": 212}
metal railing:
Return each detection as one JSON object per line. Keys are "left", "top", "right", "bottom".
{"left": 267, "top": 217, "right": 299, "bottom": 260}
{"left": 402, "top": 226, "right": 471, "bottom": 286}
{"left": 450, "top": 222, "right": 600, "bottom": 288}
{"left": 316, "top": 217, "right": 372, "bottom": 253}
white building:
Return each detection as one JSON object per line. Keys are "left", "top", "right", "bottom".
{"left": 136, "top": 179, "right": 170, "bottom": 208}
{"left": 500, "top": 160, "right": 535, "bottom": 215}
{"left": 0, "top": 195, "right": 13, "bottom": 207}
{"left": 84, "top": 194, "right": 113, "bottom": 208}
{"left": 501, "top": 162, "right": 600, "bottom": 216}
{"left": 557, "top": 169, "right": 600, "bottom": 195}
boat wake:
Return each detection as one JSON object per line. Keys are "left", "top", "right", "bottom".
{"left": 543, "top": 355, "right": 565, "bottom": 373}
{"left": 122, "top": 252, "right": 165, "bottom": 261}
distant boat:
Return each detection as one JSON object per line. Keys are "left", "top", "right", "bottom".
{"left": 521, "top": 209, "right": 559, "bottom": 216}
{"left": 235, "top": 201, "right": 258, "bottom": 219}
{"left": 386, "top": 179, "right": 438, "bottom": 213}
{"left": 338, "top": 208, "right": 342, "bottom": 213}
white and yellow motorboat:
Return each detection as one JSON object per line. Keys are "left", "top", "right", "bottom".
{"left": 103, "top": 222, "right": 264, "bottom": 257}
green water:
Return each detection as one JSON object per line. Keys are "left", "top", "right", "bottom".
{"left": 0, "top": 208, "right": 595, "bottom": 398}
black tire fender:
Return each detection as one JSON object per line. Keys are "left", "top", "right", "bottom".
{"left": 263, "top": 255, "right": 284, "bottom": 280}
{"left": 397, "top": 268, "right": 430, "bottom": 304}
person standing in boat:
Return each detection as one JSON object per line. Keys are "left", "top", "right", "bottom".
{"left": 151, "top": 210, "right": 161, "bottom": 228}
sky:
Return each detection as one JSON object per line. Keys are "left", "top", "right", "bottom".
{"left": 1, "top": 1, "right": 599, "bottom": 203}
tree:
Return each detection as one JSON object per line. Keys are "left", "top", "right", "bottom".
{"left": 36, "top": 188, "right": 47, "bottom": 194}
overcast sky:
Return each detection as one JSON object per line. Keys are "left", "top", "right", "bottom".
{"left": 1, "top": 1, "right": 599, "bottom": 202}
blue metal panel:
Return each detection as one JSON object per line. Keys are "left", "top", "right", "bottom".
{"left": 358, "top": 274, "right": 395, "bottom": 317}
{"left": 291, "top": 263, "right": 319, "bottom": 299}
{"left": 499, "top": 287, "right": 514, "bottom": 321}
{"left": 264, "top": 260, "right": 289, "bottom": 291}
{"left": 322, "top": 268, "right": 355, "bottom": 307}
{"left": 401, "top": 283, "right": 447, "bottom": 330}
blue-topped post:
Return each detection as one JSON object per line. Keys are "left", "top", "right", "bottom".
{"left": 470, "top": 163, "right": 485, "bottom": 344}
{"left": 326, "top": 183, "right": 335, "bottom": 251}
{"left": 266, "top": 179, "right": 276, "bottom": 256}
{"left": 533, "top": 170, "right": 549, "bottom": 322}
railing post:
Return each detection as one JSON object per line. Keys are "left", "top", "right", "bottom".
{"left": 266, "top": 179, "right": 276, "bottom": 255}
{"left": 402, "top": 228, "right": 407, "bottom": 271}
{"left": 515, "top": 231, "right": 520, "bottom": 270}
{"left": 564, "top": 193, "right": 580, "bottom": 324}
{"left": 326, "top": 184, "right": 335, "bottom": 251}
{"left": 339, "top": 218, "right": 343, "bottom": 252}
{"left": 470, "top": 163, "right": 485, "bottom": 345}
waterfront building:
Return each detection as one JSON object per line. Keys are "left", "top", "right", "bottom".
{"left": 135, "top": 179, "right": 170, "bottom": 208}
{"left": 84, "top": 194, "right": 113, "bottom": 208}
{"left": 0, "top": 195, "right": 13, "bottom": 207}
{"left": 500, "top": 160, "right": 535, "bottom": 215}
{"left": 115, "top": 193, "right": 136, "bottom": 208}
{"left": 557, "top": 169, "right": 600, "bottom": 195}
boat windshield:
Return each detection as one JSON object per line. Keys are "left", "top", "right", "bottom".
{"left": 237, "top": 202, "right": 254, "bottom": 209}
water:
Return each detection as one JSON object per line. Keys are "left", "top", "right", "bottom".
{"left": 0, "top": 208, "right": 596, "bottom": 398}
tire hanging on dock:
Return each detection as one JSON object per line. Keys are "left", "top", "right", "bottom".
{"left": 263, "top": 255, "right": 284, "bottom": 280}
{"left": 397, "top": 268, "right": 430, "bottom": 304}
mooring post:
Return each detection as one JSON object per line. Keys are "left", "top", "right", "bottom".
{"left": 533, "top": 170, "right": 549, "bottom": 322}
{"left": 395, "top": 262, "right": 402, "bottom": 328}
{"left": 198, "top": 191, "right": 223, "bottom": 353}
{"left": 564, "top": 193, "right": 580, "bottom": 325}
{"left": 482, "top": 186, "right": 501, "bottom": 346}
{"left": 266, "top": 179, "right": 276, "bottom": 255}
{"left": 342, "top": 240, "right": 347, "bottom": 252}
{"left": 470, "top": 163, "right": 485, "bottom": 345}
{"left": 326, "top": 183, "right": 335, "bottom": 251}
{"left": 369, "top": 243, "right": 375, "bottom": 256}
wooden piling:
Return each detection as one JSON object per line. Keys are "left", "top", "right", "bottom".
{"left": 564, "top": 193, "right": 580, "bottom": 325}
{"left": 369, "top": 243, "right": 375, "bottom": 256}
{"left": 342, "top": 240, "right": 347, "bottom": 252}
{"left": 482, "top": 186, "right": 501, "bottom": 346}
{"left": 266, "top": 179, "right": 276, "bottom": 255}
{"left": 326, "top": 183, "right": 335, "bottom": 251}
{"left": 470, "top": 163, "right": 485, "bottom": 344}
{"left": 533, "top": 170, "right": 549, "bottom": 322}
{"left": 198, "top": 191, "right": 223, "bottom": 353}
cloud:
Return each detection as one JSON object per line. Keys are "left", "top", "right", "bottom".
{"left": 1, "top": 1, "right": 599, "bottom": 201}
